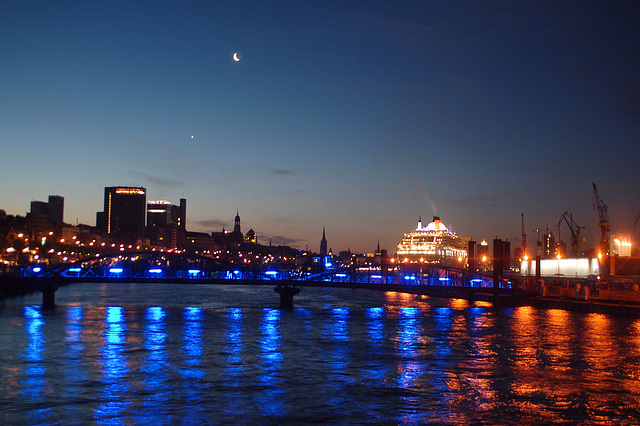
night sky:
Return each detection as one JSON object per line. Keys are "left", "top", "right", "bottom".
{"left": 2, "top": 1, "right": 639, "bottom": 253}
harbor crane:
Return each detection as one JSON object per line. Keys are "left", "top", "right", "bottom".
{"left": 557, "top": 211, "right": 586, "bottom": 256}
{"left": 592, "top": 183, "right": 611, "bottom": 255}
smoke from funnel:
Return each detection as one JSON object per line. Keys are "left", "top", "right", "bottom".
{"left": 422, "top": 192, "right": 438, "bottom": 217}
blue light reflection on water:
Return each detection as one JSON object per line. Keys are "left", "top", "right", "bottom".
{"left": 257, "top": 308, "right": 283, "bottom": 418}
{"left": 223, "top": 307, "right": 245, "bottom": 419}
{"left": 95, "top": 306, "right": 130, "bottom": 424}
{"left": 6, "top": 284, "right": 640, "bottom": 424}
{"left": 326, "top": 307, "right": 354, "bottom": 408}
{"left": 226, "top": 307, "right": 244, "bottom": 374}
{"left": 432, "top": 307, "right": 454, "bottom": 364}
{"left": 182, "top": 307, "right": 204, "bottom": 373}
{"left": 21, "top": 305, "right": 52, "bottom": 423}
{"left": 397, "top": 306, "right": 426, "bottom": 424}
{"left": 64, "top": 306, "right": 86, "bottom": 420}
{"left": 365, "top": 307, "right": 387, "bottom": 384}
{"left": 398, "top": 307, "right": 423, "bottom": 387}
{"left": 422, "top": 305, "right": 456, "bottom": 416}
{"left": 138, "top": 307, "right": 171, "bottom": 424}
{"left": 181, "top": 306, "right": 206, "bottom": 424}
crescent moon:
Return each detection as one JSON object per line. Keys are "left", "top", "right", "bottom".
{"left": 233, "top": 52, "right": 240, "bottom": 62}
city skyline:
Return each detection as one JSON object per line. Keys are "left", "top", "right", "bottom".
{"left": 2, "top": 1, "right": 640, "bottom": 253}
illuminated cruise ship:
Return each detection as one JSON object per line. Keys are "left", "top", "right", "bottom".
{"left": 397, "top": 216, "right": 470, "bottom": 266}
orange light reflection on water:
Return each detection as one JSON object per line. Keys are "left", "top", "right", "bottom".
{"left": 508, "top": 307, "right": 580, "bottom": 423}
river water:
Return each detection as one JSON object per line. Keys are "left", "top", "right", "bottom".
{"left": 1, "top": 282, "right": 640, "bottom": 424}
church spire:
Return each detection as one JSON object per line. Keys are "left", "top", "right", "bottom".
{"left": 234, "top": 209, "right": 241, "bottom": 234}
{"left": 320, "top": 226, "right": 328, "bottom": 257}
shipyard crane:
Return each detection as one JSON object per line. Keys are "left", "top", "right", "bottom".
{"left": 557, "top": 211, "right": 586, "bottom": 256}
{"left": 521, "top": 213, "right": 527, "bottom": 256}
{"left": 592, "top": 183, "right": 611, "bottom": 255}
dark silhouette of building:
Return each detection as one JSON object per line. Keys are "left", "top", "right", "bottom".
{"left": 177, "top": 198, "right": 186, "bottom": 231}
{"left": 245, "top": 228, "right": 256, "bottom": 243}
{"left": 147, "top": 200, "right": 174, "bottom": 227}
{"left": 234, "top": 210, "right": 241, "bottom": 234}
{"left": 97, "top": 186, "right": 146, "bottom": 238}
{"left": 30, "top": 201, "right": 48, "bottom": 216}
{"left": 176, "top": 198, "right": 187, "bottom": 249}
{"left": 229, "top": 210, "right": 243, "bottom": 245}
{"left": 29, "top": 195, "right": 64, "bottom": 225}
{"left": 47, "top": 195, "right": 64, "bottom": 224}
{"left": 147, "top": 200, "right": 180, "bottom": 249}
{"left": 320, "top": 226, "right": 328, "bottom": 257}
{"left": 210, "top": 211, "right": 245, "bottom": 249}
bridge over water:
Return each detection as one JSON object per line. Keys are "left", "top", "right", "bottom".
{"left": 11, "top": 251, "right": 531, "bottom": 308}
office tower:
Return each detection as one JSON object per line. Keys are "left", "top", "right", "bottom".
{"left": 97, "top": 186, "right": 146, "bottom": 237}
{"left": 147, "top": 201, "right": 173, "bottom": 227}
{"left": 30, "top": 201, "right": 48, "bottom": 216}
{"left": 47, "top": 195, "right": 64, "bottom": 224}
{"left": 147, "top": 200, "right": 179, "bottom": 249}
{"left": 177, "top": 198, "right": 186, "bottom": 232}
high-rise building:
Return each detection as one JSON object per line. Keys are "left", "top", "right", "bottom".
{"left": 97, "top": 186, "right": 146, "bottom": 237}
{"left": 177, "top": 198, "right": 186, "bottom": 232}
{"left": 30, "top": 201, "right": 48, "bottom": 216}
{"left": 29, "top": 195, "right": 64, "bottom": 224}
{"left": 147, "top": 200, "right": 182, "bottom": 249}
{"left": 47, "top": 195, "right": 64, "bottom": 224}
{"left": 147, "top": 201, "right": 173, "bottom": 227}
{"left": 176, "top": 198, "right": 187, "bottom": 249}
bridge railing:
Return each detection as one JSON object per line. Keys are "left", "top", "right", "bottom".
{"left": 17, "top": 258, "right": 520, "bottom": 292}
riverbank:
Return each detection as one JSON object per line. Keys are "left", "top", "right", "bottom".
{"left": 531, "top": 296, "right": 640, "bottom": 318}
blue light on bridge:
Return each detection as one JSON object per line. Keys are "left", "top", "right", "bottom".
{"left": 438, "top": 277, "right": 450, "bottom": 282}
{"left": 470, "top": 279, "right": 483, "bottom": 287}
{"left": 265, "top": 271, "right": 278, "bottom": 276}
{"left": 371, "top": 275, "right": 383, "bottom": 279}
{"left": 404, "top": 275, "right": 416, "bottom": 280}
{"left": 109, "top": 267, "right": 124, "bottom": 274}
{"left": 187, "top": 269, "right": 201, "bottom": 276}
{"left": 148, "top": 268, "right": 163, "bottom": 274}
{"left": 68, "top": 268, "right": 82, "bottom": 273}
{"left": 335, "top": 273, "right": 347, "bottom": 277}
{"left": 31, "top": 266, "right": 42, "bottom": 273}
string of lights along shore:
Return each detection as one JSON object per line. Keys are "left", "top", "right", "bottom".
{"left": 2, "top": 179, "right": 639, "bottom": 281}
